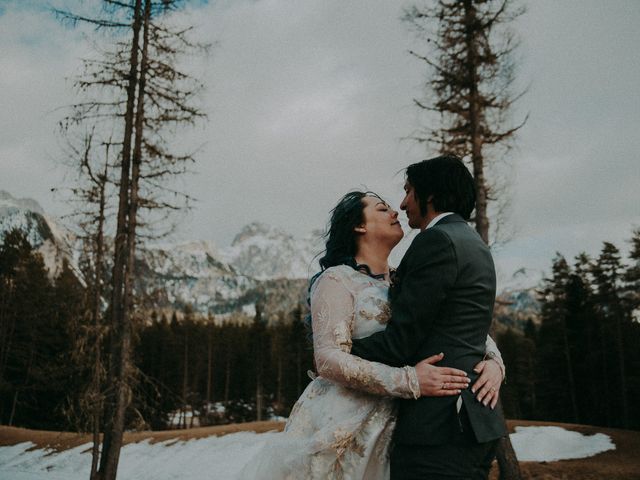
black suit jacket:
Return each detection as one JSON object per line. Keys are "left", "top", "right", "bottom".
{"left": 351, "top": 214, "right": 507, "bottom": 445}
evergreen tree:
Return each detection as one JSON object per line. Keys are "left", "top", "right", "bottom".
{"left": 496, "top": 328, "right": 535, "bottom": 420}
{"left": 592, "top": 242, "right": 630, "bottom": 428}
{"left": 623, "top": 230, "right": 640, "bottom": 428}
{"left": 536, "top": 254, "right": 579, "bottom": 422}
{"left": 0, "top": 230, "right": 53, "bottom": 426}
{"left": 251, "top": 304, "right": 267, "bottom": 421}
{"left": 567, "top": 253, "right": 601, "bottom": 426}
{"left": 0, "top": 231, "right": 83, "bottom": 429}
{"left": 624, "top": 229, "right": 640, "bottom": 322}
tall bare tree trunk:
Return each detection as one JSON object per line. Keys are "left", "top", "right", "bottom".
{"left": 296, "top": 347, "right": 302, "bottom": 396}
{"left": 461, "top": 4, "right": 520, "bottom": 476}
{"left": 599, "top": 324, "right": 611, "bottom": 426}
{"left": 224, "top": 350, "right": 230, "bottom": 403}
{"left": 98, "top": 1, "right": 143, "bottom": 479}
{"left": 463, "top": 0, "right": 489, "bottom": 244}
{"left": 206, "top": 325, "right": 213, "bottom": 409}
{"left": 613, "top": 311, "right": 629, "bottom": 428}
{"left": 182, "top": 329, "right": 189, "bottom": 429}
{"left": 90, "top": 145, "right": 109, "bottom": 480}
{"left": 276, "top": 356, "right": 283, "bottom": 407}
{"left": 560, "top": 318, "right": 579, "bottom": 423}
{"left": 255, "top": 337, "right": 263, "bottom": 422}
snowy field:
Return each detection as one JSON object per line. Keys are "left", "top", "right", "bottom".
{"left": 0, "top": 426, "right": 616, "bottom": 480}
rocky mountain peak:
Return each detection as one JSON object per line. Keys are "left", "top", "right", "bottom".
{"left": 0, "top": 190, "right": 45, "bottom": 215}
{"left": 231, "top": 221, "right": 291, "bottom": 246}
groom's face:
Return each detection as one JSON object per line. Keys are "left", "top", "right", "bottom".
{"left": 400, "top": 181, "right": 426, "bottom": 230}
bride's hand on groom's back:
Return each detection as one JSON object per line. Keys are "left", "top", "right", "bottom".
{"left": 414, "top": 353, "right": 470, "bottom": 397}
{"left": 471, "top": 359, "right": 502, "bottom": 409}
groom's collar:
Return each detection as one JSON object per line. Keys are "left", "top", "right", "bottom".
{"left": 425, "top": 212, "right": 454, "bottom": 230}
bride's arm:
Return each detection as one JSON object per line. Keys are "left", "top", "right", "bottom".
{"left": 484, "top": 335, "right": 506, "bottom": 379}
{"left": 311, "top": 270, "right": 420, "bottom": 399}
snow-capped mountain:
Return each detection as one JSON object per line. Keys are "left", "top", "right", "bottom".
{"left": 136, "top": 240, "right": 259, "bottom": 317}
{"left": 0, "top": 190, "right": 541, "bottom": 327}
{"left": 0, "top": 191, "right": 76, "bottom": 278}
{"left": 493, "top": 268, "right": 543, "bottom": 332}
{"left": 0, "top": 191, "right": 317, "bottom": 320}
{"left": 135, "top": 225, "right": 319, "bottom": 319}
{"left": 221, "top": 222, "right": 322, "bottom": 280}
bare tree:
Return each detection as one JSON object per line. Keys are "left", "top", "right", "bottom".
{"left": 56, "top": 1, "right": 207, "bottom": 479}
{"left": 58, "top": 127, "right": 115, "bottom": 478}
{"left": 405, "top": 2, "right": 528, "bottom": 475}
{"left": 405, "top": 0, "right": 528, "bottom": 245}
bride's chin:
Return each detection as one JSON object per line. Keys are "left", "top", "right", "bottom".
{"left": 391, "top": 233, "right": 404, "bottom": 246}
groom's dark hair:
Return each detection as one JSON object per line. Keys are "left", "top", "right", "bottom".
{"left": 405, "top": 154, "right": 476, "bottom": 221}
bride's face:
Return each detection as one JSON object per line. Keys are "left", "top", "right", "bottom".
{"left": 358, "top": 196, "right": 404, "bottom": 247}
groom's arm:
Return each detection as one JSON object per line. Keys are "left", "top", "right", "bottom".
{"left": 351, "top": 228, "right": 457, "bottom": 367}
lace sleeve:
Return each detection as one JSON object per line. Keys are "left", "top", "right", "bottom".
{"left": 311, "top": 270, "right": 420, "bottom": 399}
{"left": 485, "top": 335, "right": 506, "bottom": 380}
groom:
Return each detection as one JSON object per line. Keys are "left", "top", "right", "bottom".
{"left": 351, "top": 155, "right": 506, "bottom": 479}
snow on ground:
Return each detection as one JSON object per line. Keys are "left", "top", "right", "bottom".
{"left": 509, "top": 426, "right": 616, "bottom": 462}
{"left": 0, "top": 426, "right": 616, "bottom": 480}
{"left": 0, "top": 432, "right": 277, "bottom": 480}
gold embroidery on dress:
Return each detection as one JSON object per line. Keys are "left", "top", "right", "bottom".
{"left": 284, "top": 265, "right": 418, "bottom": 478}
{"left": 357, "top": 297, "right": 391, "bottom": 324}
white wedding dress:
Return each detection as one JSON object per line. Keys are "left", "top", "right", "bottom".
{"left": 237, "top": 265, "right": 502, "bottom": 480}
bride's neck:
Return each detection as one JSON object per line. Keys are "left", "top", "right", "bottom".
{"left": 355, "top": 244, "right": 390, "bottom": 277}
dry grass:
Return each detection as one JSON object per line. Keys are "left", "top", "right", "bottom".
{"left": 1, "top": 420, "right": 638, "bottom": 479}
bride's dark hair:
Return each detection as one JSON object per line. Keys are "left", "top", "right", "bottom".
{"left": 305, "top": 191, "right": 385, "bottom": 341}
{"left": 316, "top": 190, "right": 386, "bottom": 276}
{"left": 319, "top": 191, "right": 366, "bottom": 271}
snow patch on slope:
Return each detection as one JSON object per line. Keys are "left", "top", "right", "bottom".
{"left": 510, "top": 426, "right": 615, "bottom": 462}
{"left": 0, "top": 426, "right": 617, "bottom": 480}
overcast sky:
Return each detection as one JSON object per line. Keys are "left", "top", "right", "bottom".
{"left": 1, "top": 0, "right": 639, "bottom": 284}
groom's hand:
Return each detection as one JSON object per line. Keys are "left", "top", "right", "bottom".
{"left": 415, "top": 353, "right": 470, "bottom": 397}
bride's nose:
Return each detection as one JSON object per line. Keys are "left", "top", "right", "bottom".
{"left": 391, "top": 210, "right": 399, "bottom": 219}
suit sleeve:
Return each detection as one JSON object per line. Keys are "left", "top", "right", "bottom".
{"left": 351, "top": 228, "right": 457, "bottom": 367}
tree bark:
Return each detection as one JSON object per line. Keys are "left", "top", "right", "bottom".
{"left": 613, "top": 307, "right": 629, "bottom": 428}
{"left": 97, "top": 1, "right": 143, "bottom": 478}
{"left": 461, "top": 4, "right": 519, "bottom": 475}
{"left": 496, "top": 433, "right": 522, "bottom": 480}
{"left": 224, "top": 351, "right": 230, "bottom": 403}
{"left": 560, "top": 317, "right": 579, "bottom": 423}
{"left": 182, "top": 329, "right": 189, "bottom": 429}
{"left": 90, "top": 145, "right": 109, "bottom": 480}
{"left": 206, "top": 325, "right": 213, "bottom": 408}
{"left": 463, "top": 0, "right": 490, "bottom": 245}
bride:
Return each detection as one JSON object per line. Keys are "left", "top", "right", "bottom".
{"left": 238, "top": 191, "right": 504, "bottom": 479}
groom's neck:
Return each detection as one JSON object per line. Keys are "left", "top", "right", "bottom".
{"left": 420, "top": 210, "right": 443, "bottom": 230}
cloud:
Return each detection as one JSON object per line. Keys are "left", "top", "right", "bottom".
{"left": 1, "top": 0, "right": 638, "bottom": 282}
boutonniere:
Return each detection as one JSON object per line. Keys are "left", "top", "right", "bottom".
{"left": 389, "top": 267, "right": 398, "bottom": 288}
